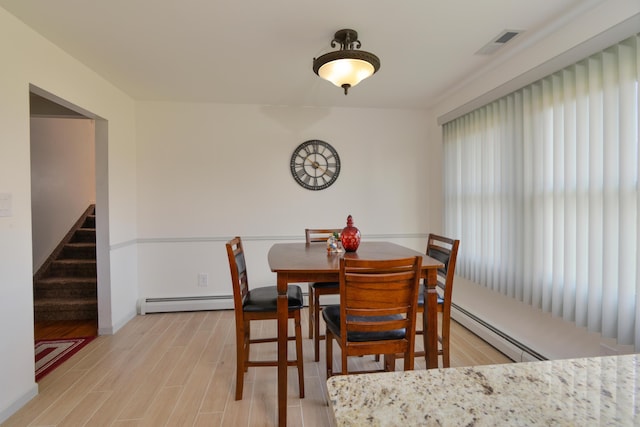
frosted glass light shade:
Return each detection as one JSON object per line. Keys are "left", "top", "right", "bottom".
{"left": 318, "top": 58, "right": 375, "bottom": 89}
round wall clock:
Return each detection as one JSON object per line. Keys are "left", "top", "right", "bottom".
{"left": 290, "top": 140, "right": 341, "bottom": 190}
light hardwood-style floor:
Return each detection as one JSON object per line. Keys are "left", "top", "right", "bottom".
{"left": 5, "top": 309, "right": 512, "bottom": 427}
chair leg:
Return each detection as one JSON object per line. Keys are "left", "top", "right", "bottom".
{"left": 341, "top": 342, "right": 348, "bottom": 375}
{"left": 422, "top": 313, "right": 431, "bottom": 368}
{"left": 326, "top": 330, "right": 333, "bottom": 378}
{"left": 308, "top": 285, "right": 314, "bottom": 339}
{"left": 243, "top": 320, "right": 250, "bottom": 372}
{"left": 235, "top": 325, "right": 246, "bottom": 400}
{"left": 403, "top": 350, "right": 413, "bottom": 371}
{"left": 294, "top": 311, "right": 305, "bottom": 398}
{"left": 442, "top": 335, "right": 450, "bottom": 368}
{"left": 313, "top": 293, "right": 322, "bottom": 362}
{"left": 383, "top": 353, "right": 396, "bottom": 372}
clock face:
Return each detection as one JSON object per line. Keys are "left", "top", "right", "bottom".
{"left": 290, "top": 140, "right": 341, "bottom": 190}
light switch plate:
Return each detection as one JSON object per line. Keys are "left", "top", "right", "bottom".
{"left": 0, "top": 193, "right": 12, "bottom": 217}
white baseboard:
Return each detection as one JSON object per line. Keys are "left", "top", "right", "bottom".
{"left": 0, "top": 383, "right": 38, "bottom": 424}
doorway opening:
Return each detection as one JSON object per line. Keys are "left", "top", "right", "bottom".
{"left": 29, "top": 86, "right": 111, "bottom": 341}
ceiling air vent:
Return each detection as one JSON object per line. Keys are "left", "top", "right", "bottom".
{"left": 475, "top": 29, "right": 523, "bottom": 55}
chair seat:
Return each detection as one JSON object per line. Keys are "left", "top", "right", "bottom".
{"left": 417, "top": 283, "right": 444, "bottom": 307}
{"left": 322, "top": 305, "right": 406, "bottom": 342}
{"left": 310, "top": 281, "right": 339, "bottom": 289}
{"left": 244, "top": 285, "right": 304, "bottom": 312}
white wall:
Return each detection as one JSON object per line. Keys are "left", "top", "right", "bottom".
{"left": 30, "top": 117, "right": 96, "bottom": 272}
{"left": 135, "top": 102, "right": 440, "bottom": 299}
{"left": 0, "top": 7, "right": 138, "bottom": 422}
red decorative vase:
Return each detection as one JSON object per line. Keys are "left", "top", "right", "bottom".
{"left": 341, "top": 215, "right": 361, "bottom": 252}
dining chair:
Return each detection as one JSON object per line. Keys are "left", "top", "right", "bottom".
{"left": 225, "top": 236, "right": 305, "bottom": 400}
{"left": 416, "top": 234, "right": 460, "bottom": 368}
{"left": 323, "top": 256, "right": 422, "bottom": 377}
{"left": 305, "top": 228, "right": 342, "bottom": 362}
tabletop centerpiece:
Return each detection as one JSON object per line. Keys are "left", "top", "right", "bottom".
{"left": 341, "top": 215, "right": 361, "bottom": 252}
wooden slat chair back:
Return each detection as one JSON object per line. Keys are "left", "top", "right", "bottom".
{"left": 225, "top": 236, "right": 305, "bottom": 400}
{"left": 305, "top": 228, "right": 343, "bottom": 362}
{"left": 323, "top": 256, "right": 422, "bottom": 377}
{"left": 305, "top": 228, "right": 342, "bottom": 244}
{"left": 230, "top": 241, "right": 250, "bottom": 306}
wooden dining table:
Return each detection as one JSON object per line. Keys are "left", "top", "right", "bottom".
{"left": 268, "top": 241, "right": 445, "bottom": 427}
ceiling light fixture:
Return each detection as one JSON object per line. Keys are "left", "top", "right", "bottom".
{"left": 312, "top": 29, "right": 380, "bottom": 95}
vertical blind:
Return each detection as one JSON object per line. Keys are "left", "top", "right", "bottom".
{"left": 443, "top": 34, "right": 640, "bottom": 350}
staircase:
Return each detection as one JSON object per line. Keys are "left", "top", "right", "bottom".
{"left": 33, "top": 205, "right": 98, "bottom": 321}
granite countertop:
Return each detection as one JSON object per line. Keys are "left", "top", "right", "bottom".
{"left": 326, "top": 354, "right": 640, "bottom": 426}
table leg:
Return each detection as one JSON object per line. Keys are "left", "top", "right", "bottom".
{"left": 423, "top": 268, "right": 438, "bottom": 369}
{"left": 277, "top": 273, "right": 288, "bottom": 427}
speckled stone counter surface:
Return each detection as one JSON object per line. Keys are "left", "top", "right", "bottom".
{"left": 326, "top": 354, "right": 640, "bottom": 426}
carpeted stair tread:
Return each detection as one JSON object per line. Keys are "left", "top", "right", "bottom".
{"left": 36, "top": 277, "right": 97, "bottom": 285}
{"left": 70, "top": 229, "right": 96, "bottom": 243}
{"left": 34, "top": 298, "right": 97, "bottom": 307}
{"left": 83, "top": 215, "right": 96, "bottom": 228}
{"left": 34, "top": 298, "right": 98, "bottom": 320}
{"left": 60, "top": 243, "right": 96, "bottom": 259}
{"left": 48, "top": 259, "right": 97, "bottom": 277}
{"left": 34, "top": 299, "right": 98, "bottom": 320}
{"left": 35, "top": 277, "right": 97, "bottom": 299}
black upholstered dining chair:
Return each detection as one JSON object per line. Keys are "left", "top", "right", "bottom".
{"left": 225, "top": 236, "right": 305, "bottom": 400}
{"left": 323, "top": 256, "right": 422, "bottom": 377}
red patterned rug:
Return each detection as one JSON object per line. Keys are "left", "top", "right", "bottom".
{"left": 35, "top": 337, "right": 95, "bottom": 381}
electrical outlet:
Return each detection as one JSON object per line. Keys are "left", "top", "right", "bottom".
{"left": 197, "top": 273, "right": 208, "bottom": 287}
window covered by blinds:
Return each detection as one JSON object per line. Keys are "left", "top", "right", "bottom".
{"left": 443, "top": 34, "right": 640, "bottom": 350}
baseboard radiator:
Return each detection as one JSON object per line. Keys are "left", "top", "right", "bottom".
{"left": 137, "top": 294, "right": 313, "bottom": 315}
{"left": 450, "top": 276, "right": 633, "bottom": 362}
{"left": 138, "top": 296, "right": 234, "bottom": 315}
{"left": 451, "top": 303, "right": 545, "bottom": 362}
